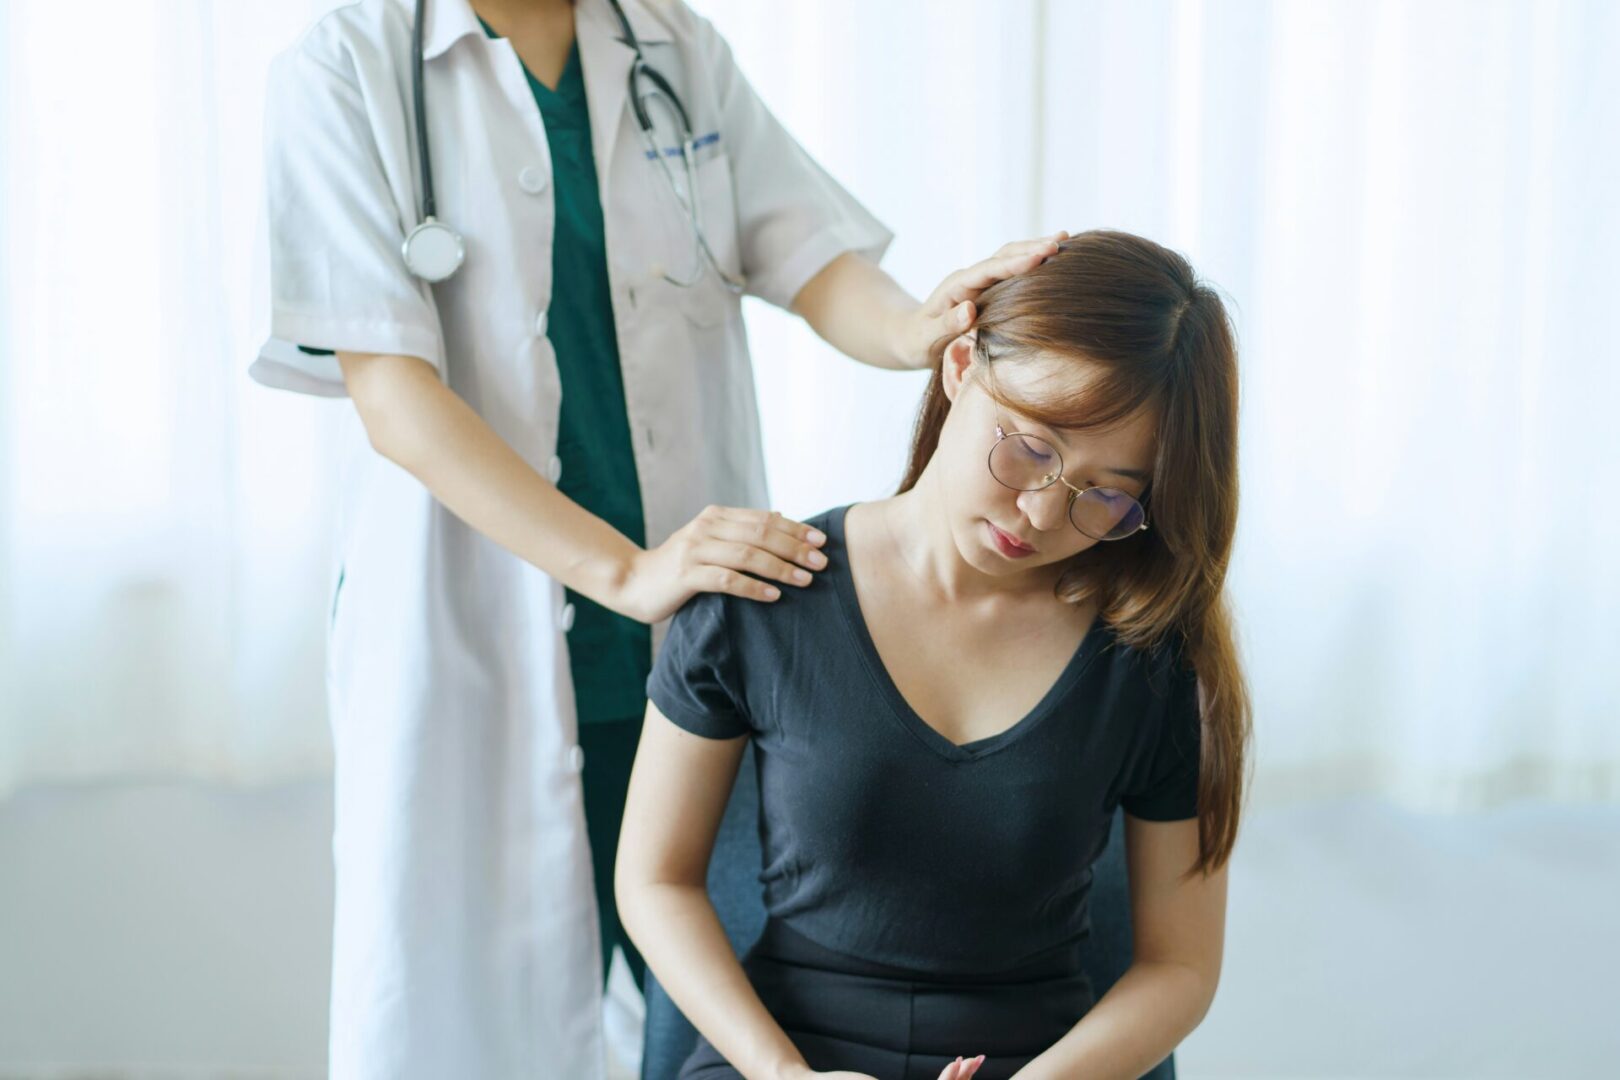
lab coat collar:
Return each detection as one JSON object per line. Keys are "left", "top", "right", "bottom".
{"left": 418, "top": 0, "right": 670, "bottom": 61}
{"left": 411, "top": 0, "right": 670, "bottom": 197}
{"left": 577, "top": 0, "right": 669, "bottom": 193}
{"left": 418, "top": 0, "right": 484, "bottom": 60}
{"left": 579, "top": 0, "right": 672, "bottom": 48}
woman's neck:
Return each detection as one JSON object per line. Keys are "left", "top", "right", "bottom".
{"left": 873, "top": 475, "right": 1063, "bottom": 606}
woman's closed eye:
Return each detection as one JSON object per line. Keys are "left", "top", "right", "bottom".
{"left": 1017, "top": 438, "right": 1057, "bottom": 465}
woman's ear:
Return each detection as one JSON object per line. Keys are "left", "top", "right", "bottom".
{"left": 941, "top": 333, "right": 976, "bottom": 404}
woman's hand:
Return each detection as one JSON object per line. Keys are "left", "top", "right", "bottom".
{"left": 770, "top": 1063, "right": 877, "bottom": 1080}
{"left": 770, "top": 1052, "right": 983, "bottom": 1080}
{"left": 893, "top": 232, "right": 1070, "bottom": 365}
{"left": 936, "top": 1055, "right": 986, "bottom": 1080}
{"left": 613, "top": 505, "right": 829, "bottom": 624}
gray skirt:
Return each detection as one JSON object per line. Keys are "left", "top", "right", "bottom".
{"left": 677, "top": 918, "right": 1094, "bottom": 1080}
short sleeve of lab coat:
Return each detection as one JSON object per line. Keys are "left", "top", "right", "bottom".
{"left": 251, "top": 45, "right": 445, "bottom": 398}
{"left": 694, "top": 18, "right": 895, "bottom": 312}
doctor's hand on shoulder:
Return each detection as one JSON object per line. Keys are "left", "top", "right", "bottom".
{"left": 614, "top": 504, "right": 829, "bottom": 624}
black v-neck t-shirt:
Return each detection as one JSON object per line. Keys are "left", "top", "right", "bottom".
{"left": 644, "top": 503, "right": 1201, "bottom": 975}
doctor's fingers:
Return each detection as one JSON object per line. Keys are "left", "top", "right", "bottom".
{"left": 992, "top": 231, "right": 1071, "bottom": 260}
{"left": 692, "top": 507, "right": 828, "bottom": 566}
{"left": 930, "top": 231, "right": 1072, "bottom": 316}
{"left": 687, "top": 536, "right": 823, "bottom": 594}
{"left": 952, "top": 232, "right": 1071, "bottom": 300}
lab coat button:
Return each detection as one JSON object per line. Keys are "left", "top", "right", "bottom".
{"left": 558, "top": 602, "right": 576, "bottom": 631}
{"left": 567, "top": 745, "right": 586, "bottom": 773}
{"left": 546, "top": 455, "right": 563, "bottom": 483}
{"left": 534, "top": 310, "right": 548, "bottom": 337}
{"left": 518, "top": 166, "right": 548, "bottom": 194}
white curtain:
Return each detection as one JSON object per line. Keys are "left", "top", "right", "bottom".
{"left": 3, "top": 0, "right": 1615, "bottom": 809}
{"left": 0, "top": 2, "right": 344, "bottom": 793}
{"left": 1046, "top": 0, "right": 1620, "bottom": 809}
{"left": 708, "top": 0, "right": 1620, "bottom": 811}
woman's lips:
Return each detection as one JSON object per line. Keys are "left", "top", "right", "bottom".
{"left": 987, "top": 521, "right": 1036, "bottom": 558}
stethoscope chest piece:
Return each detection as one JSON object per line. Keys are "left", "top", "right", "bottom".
{"left": 402, "top": 217, "right": 465, "bottom": 283}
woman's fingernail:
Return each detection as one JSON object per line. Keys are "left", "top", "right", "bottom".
{"left": 793, "top": 568, "right": 811, "bottom": 584}
{"left": 809, "top": 550, "right": 828, "bottom": 568}
{"left": 765, "top": 586, "right": 780, "bottom": 599}
{"left": 807, "top": 529, "right": 826, "bottom": 544}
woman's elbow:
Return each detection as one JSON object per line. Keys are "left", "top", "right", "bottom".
{"left": 1134, "top": 955, "right": 1222, "bottom": 1027}
{"left": 613, "top": 858, "right": 651, "bottom": 929}
{"left": 1182, "top": 957, "right": 1223, "bottom": 1026}
{"left": 614, "top": 842, "right": 707, "bottom": 928}
{"left": 612, "top": 865, "right": 696, "bottom": 952}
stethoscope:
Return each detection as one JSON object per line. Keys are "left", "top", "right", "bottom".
{"left": 402, "top": 0, "right": 745, "bottom": 294}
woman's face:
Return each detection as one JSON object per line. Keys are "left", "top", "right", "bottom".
{"left": 935, "top": 336, "right": 1159, "bottom": 579}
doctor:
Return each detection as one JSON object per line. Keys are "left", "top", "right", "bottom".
{"left": 254, "top": 0, "right": 1064, "bottom": 1076}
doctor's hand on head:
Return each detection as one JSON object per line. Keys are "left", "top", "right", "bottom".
{"left": 613, "top": 504, "right": 831, "bottom": 625}
{"left": 793, "top": 232, "right": 1071, "bottom": 373}
{"left": 897, "top": 232, "right": 1070, "bottom": 363}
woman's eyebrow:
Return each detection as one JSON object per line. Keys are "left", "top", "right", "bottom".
{"left": 1027, "top": 419, "right": 1151, "bottom": 485}
{"left": 1105, "top": 465, "right": 1153, "bottom": 484}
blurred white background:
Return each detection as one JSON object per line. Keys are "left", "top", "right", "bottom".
{"left": 2, "top": 1, "right": 1617, "bottom": 1077}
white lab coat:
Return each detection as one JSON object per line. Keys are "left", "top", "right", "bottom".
{"left": 251, "top": 0, "right": 892, "bottom": 1076}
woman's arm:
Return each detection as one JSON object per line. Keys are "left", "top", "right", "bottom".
{"left": 335, "top": 350, "right": 828, "bottom": 625}
{"left": 1011, "top": 815, "right": 1228, "bottom": 1080}
{"left": 789, "top": 234, "right": 1068, "bottom": 372}
{"left": 615, "top": 704, "right": 815, "bottom": 1080}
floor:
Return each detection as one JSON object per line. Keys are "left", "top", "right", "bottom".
{"left": 603, "top": 797, "right": 1620, "bottom": 1080}
{"left": 2, "top": 787, "right": 1614, "bottom": 1078}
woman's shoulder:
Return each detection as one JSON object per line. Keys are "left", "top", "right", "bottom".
{"left": 688, "top": 504, "right": 850, "bottom": 637}
{"left": 1087, "top": 618, "right": 1195, "bottom": 697}
{"left": 802, "top": 504, "right": 849, "bottom": 545}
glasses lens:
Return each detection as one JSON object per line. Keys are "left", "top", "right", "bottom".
{"left": 1071, "top": 487, "right": 1146, "bottom": 540}
{"left": 988, "top": 432, "right": 1062, "bottom": 491}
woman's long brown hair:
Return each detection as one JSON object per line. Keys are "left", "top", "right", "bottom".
{"left": 898, "top": 230, "right": 1252, "bottom": 874}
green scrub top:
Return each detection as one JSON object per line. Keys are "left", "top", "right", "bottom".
{"left": 486, "top": 22, "right": 652, "bottom": 726}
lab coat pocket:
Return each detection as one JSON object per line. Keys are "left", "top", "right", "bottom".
{"left": 669, "top": 151, "right": 743, "bottom": 328}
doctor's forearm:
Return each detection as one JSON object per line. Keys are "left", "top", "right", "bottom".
{"left": 790, "top": 251, "right": 926, "bottom": 371}
{"left": 618, "top": 883, "right": 810, "bottom": 1080}
{"left": 337, "top": 351, "right": 639, "bottom": 609}
{"left": 1010, "top": 960, "right": 1215, "bottom": 1080}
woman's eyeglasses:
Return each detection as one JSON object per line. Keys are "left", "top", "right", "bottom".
{"left": 987, "top": 424, "right": 1149, "bottom": 541}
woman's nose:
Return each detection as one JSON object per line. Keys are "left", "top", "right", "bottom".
{"left": 1015, "top": 485, "right": 1070, "bottom": 533}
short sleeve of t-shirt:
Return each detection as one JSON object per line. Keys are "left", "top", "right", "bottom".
{"left": 645, "top": 592, "right": 752, "bottom": 740}
{"left": 1119, "top": 653, "right": 1203, "bottom": 821}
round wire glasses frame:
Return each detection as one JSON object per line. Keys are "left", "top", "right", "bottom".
{"left": 978, "top": 347, "right": 1150, "bottom": 542}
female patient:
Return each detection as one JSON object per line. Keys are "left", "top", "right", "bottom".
{"left": 616, "top": 230, "right": 1251, "bottom": 1080}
